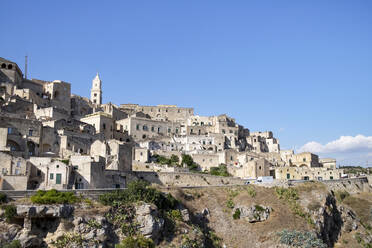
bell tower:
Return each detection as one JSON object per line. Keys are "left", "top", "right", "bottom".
{"left": 91, "top": 72, "right": 102, "bottom": 105}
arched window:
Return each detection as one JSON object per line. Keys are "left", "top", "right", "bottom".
{"left": 1, "top": 63, "right": 6, "bottom": 69}
{"left": 7, "top": 64, "right": 13, "bottom": 70}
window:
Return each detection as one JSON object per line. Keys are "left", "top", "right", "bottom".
{"left": 136, "top": 124, "right": 140, "bottom": 130}
{"left": 168, "top": 128, "right": 171, "bottom": 133}
{"left": 222, "top": 129, "right": 226, "bottom": 134}
{"left": 143, "top": 125, "right": 148, "bottom": 131}
{"left": 229, "top": 130, "right": 233, "bottom": 134}
{"left": 259, "top": 166, "right": 262, "bottom": 170}
{"left": 16, "top": 161, "right": 21, "bottom": 167}
{"left": 287, "top": 173, "right": 290, "bottom": 179}
{"left": 50, "top": 173, "right": 54, "bottom": 179}
{"left": 157, "top": 127, "right": 160, "bottom": 133}
{"left": 94, "top": 93, "right": 97, "bottom": 97}
{"left": 7, "top": 127, "right": 12, "bottom": 134}
{"left": 230, "top": 156, "right": 233, "bottom": 161}
{"left": 151, "top": 126, "right": 154, "bottom": 132}
{"left": 103, "top": 123, "right": 106, "bottom": 130}
{"left": 176, "top": 128, "right": 178, "bottom": 134}
{"left": 29, "top": 130, "right": 33, "bottom": 136}
{"left": 140, "top": 152, "right": 143, "bottom": 156}
{"left": 303, "top": 158, "right": 306, "bottom": 162}
{"left": 15, "top": 169, "right": 20, "bottom": 175}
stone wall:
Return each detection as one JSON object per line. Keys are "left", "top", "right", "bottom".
{"left": 134, "top": 171, "right": 246, "bottom": 187}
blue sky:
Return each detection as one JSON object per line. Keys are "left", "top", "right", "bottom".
{"left": 2, "top": 1, "right": 372, "bottom": 166}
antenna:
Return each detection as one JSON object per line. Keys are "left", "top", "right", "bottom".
{"left": 25, "top": 55, "right": 28, "bottom": 79}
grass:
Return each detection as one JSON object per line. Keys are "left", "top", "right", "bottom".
{"left": 246, "top": 186, "right": 256, "bottom": 198}
{"left": 307, "top": 202, "right": 322, "bottom": 212}
{"left": 275, "top": 187, "right": 314, "bottom": 226}
{"left": 334, "top": 190, "right": 350, "bottom": 203}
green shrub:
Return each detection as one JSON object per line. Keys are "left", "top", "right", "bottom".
{"left": 277, "top": 229, "right": 327, "bottom": 248}
{"left": 210, "top": 164, "right": 231, "bottom": 177}
{"left": 86, "top": 219, "right": 102, "bottom": 229}
{"left": 116, "top": 236, "right": 155, "bottom": 248}
{"left": 181, "top": 154, "right": 199, "bottom": 171}
{"left": 99, "top": 180, "right": 178, "bottom": 210}
{"left": 0, "top": 192, "right": 7, "bottom": 203}
{"left": 1, "top": 240, "right": 21, "bottom": 248}
{"left": 255, "top": 205, "right": 265, "bottom": 212}
{"left": 233, "top": 208, "right": 241, "bottom": 219}
{"left": 208, "top": 231, "right": 223, "bottom": 248}
{"left": 61, "top": 159, "right": 69, "bottom": 165}
{"left": 169, "top": 209, "right": 182, "bottom": 221}
{"left": 226, "top": 199, "right": 234, "bottom": 209}
{"left": 170, "top": 154, "right": 180, "bottom": 165}
{"left": 1, "top": 205, "right": 17, "bottom": 222}
{"left": 152, "top": 154, "right": 180, "bottom": 166}
{"left": 31, "top": 189, "right": 78, "bottom": 204}
{"left": 53, "top": 233, "right": 84, "bottom": 248}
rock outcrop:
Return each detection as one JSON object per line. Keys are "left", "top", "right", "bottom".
{"left": 135, "top": 203, "right": 164, "bottom": 242}
{"left": 234, "top": 204, "right": 271, "bottom": 223}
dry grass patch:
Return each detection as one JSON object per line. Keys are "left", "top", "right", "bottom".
{"left": 296, "top": 181, "right": 327, "bottom": 193}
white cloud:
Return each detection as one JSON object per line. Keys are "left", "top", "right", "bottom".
{"left": 299, "top": 135, "right": 372, "bottom": 154}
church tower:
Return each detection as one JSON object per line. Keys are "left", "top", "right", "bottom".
{"left": 91, "top": 73, "right": 102, "bottom": 105}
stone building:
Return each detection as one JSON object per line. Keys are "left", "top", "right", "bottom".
{"left": 275, "top": 166, "right": 343, "bottom": 181}
{"left": 119, "top": 104, "right": 194, "bottom": 122}
{"left": 290, "top": 152, "right": 321, "bottom": 168}
{"left": 0, "top": 115, "right": 42, "bottom": 158}
{"left": 81, "top": 112, "right": 115, "bottom": 140}
{"left": 117, "top": 116, "right": 181, "bottom": 141}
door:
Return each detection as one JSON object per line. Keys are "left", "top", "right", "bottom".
{"left": 56, "top": 173, "right": 62, "bottom": 184}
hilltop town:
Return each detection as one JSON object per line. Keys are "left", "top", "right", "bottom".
{"left": 0, "top": 56, "right": 347, "bottom": 190}
{"left": 1, "top": 57, "right": 372, "bottom": 248}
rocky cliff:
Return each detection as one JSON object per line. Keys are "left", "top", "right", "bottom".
{"left": 0, "top": 181, "right": 371, "bottom": 248}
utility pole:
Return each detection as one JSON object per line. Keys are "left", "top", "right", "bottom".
{"left": 25, "top": 55, "right": 28, "bottom": 79}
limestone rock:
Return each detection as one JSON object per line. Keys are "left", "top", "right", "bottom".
{"left": 16, "top": 204, "right": 74, "bottom": 218}
{"left": 135, "top": 203, "right": 164, "bottom": 242}
{"left": 181, "top": 208, "right": 190, "bottom": 222}
{"left": 234, "top": 205, "right": 271, "bottom": 223}
{"left": 17, "top": 230, "right": 42, "bottom": 248}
